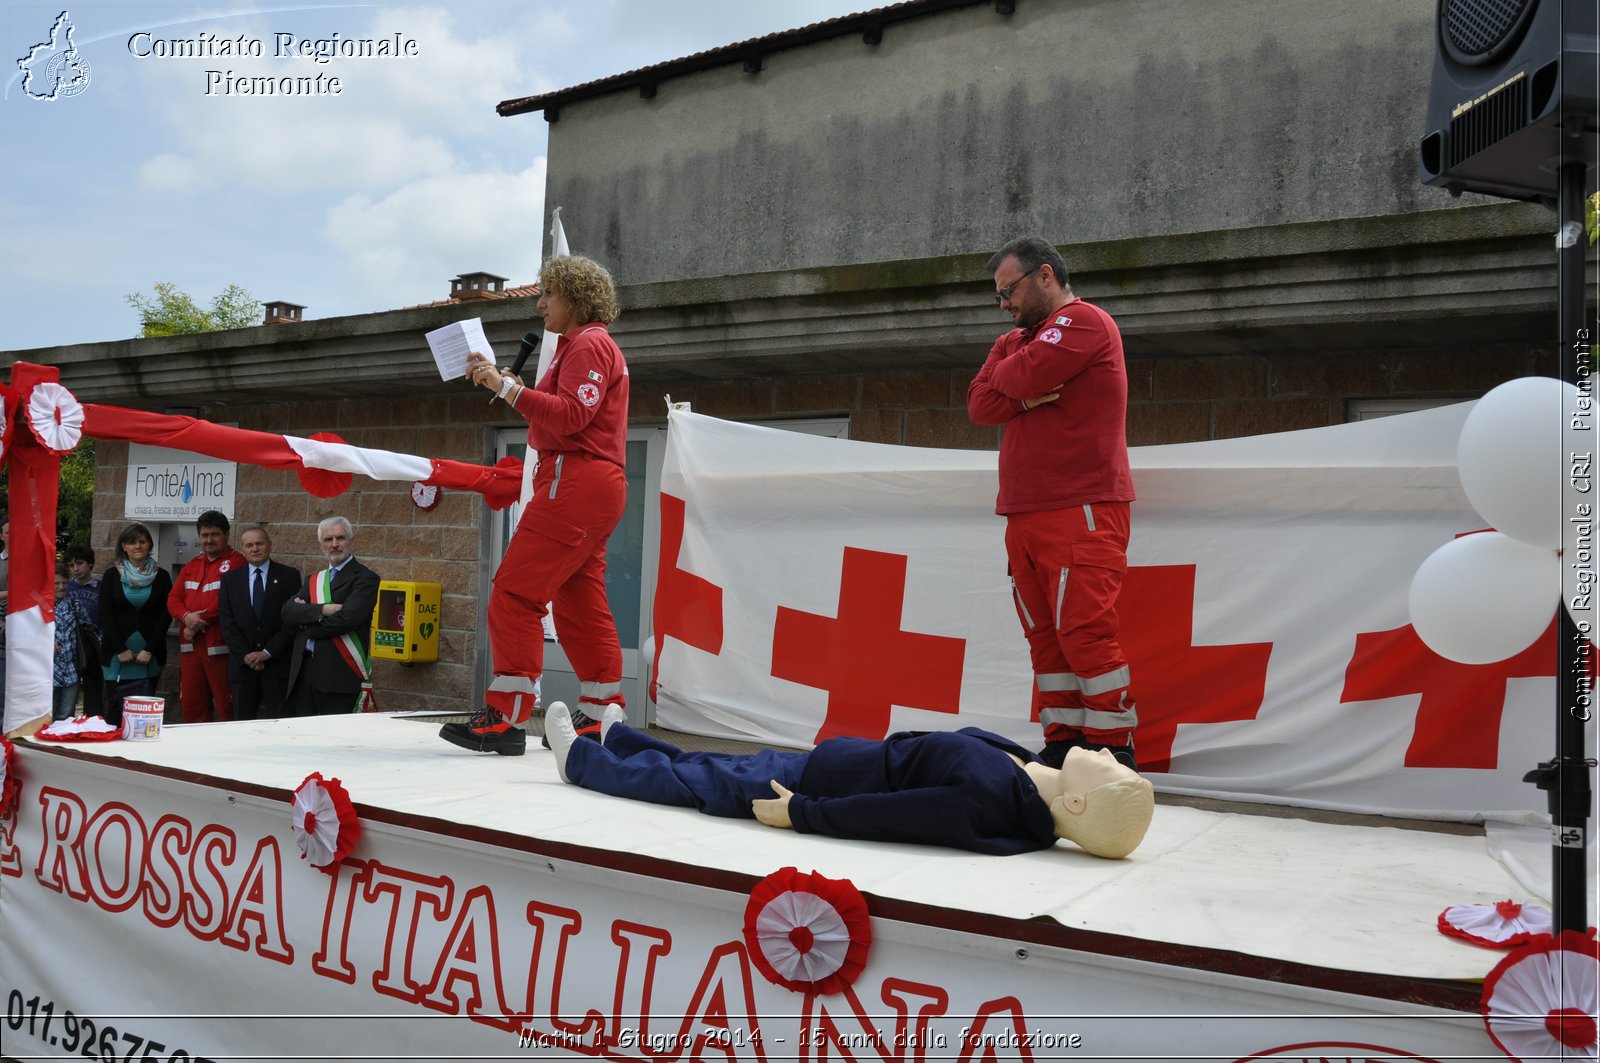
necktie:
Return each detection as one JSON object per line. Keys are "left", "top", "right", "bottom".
{"left": 252, "top": 567, "right": 265, "bottom": 618}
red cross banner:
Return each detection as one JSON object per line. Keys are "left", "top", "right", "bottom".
{"left": 650, "top": 406, "right": 1588, "bottom": 826}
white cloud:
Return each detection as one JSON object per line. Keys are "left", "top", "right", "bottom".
{"left": 137, "top": 151, "right": 199, "bottom": 192}
{"left": 130, "top": 6, "right": 543, "bottom": 196}
{"left": 325, "top": 156, "right": 547, "bottom": 306}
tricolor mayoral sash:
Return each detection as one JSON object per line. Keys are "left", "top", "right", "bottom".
{"left": 310, "top": 568, "right": 376, "bottom": 713}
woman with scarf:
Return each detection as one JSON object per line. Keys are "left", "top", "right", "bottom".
{"left": 99, "top": 523, "right": 173, "bottom": 726}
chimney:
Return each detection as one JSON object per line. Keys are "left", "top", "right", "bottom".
{"left": 263, "top": 301, "right": 306, "bottom": 325}
{"left": 450, "top": 271, "right": 509, "bottom": 302}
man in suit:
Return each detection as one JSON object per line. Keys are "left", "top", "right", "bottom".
{"left": 219, "top": 525, "right": 302, "bottom": 720}
{"left": 283, "top": 516, "right": 380, "bottom": 716}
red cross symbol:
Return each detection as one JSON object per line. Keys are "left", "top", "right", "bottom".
{"left": 1340, "top": 618, "right": 1556, "bottom": 769}
{"left": 1118, "top": 565, "right": 1274, "bottom": 773}
{"left": 771, "top": 547, "right": 966, "bottom": 743}
{"left": 649, "top": 493, "right": 724, "bottom": 703}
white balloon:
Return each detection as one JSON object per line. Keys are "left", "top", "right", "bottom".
{"left": 1409, "top": 532, "right": 1559, "bottom": 665}
{"left": 1457, "top": 376, "right": 1579, "bottom": 550}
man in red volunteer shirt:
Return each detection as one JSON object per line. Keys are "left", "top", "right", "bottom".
{"left": 440, "top": 254, "right": 631, "bottom": 756}
{"left": 167, "top": 509, "right": 246, "bottom": 723}
{"left": 967, "top": 236, "right": 1138, "bottom": 770}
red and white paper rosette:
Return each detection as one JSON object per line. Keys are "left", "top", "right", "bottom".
{"left": 296, "top": 432, "right": 356, "bottom": 498}
{"left": 26, "top": 381, "right": 84, "bottom": 455}
{"left": 31, "top": 716, "right": 122, "bottom": 742}
{"left": 290, "top": 772, "right": 360, "bottom": 874}
{"left": 1482, "top": 930, "right": 1600, "bottom": 1061}
{"left": 743, "top": 866, "right": 871, "bottom": 995}
{"left": 1440, "top": 900, "right": 1557, "bottom": 949}
{"left": 0, "top": 737, "right": 18, "bottom": 815}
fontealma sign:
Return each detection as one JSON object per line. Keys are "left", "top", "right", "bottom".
{"left": 125, "top": 442, "right": 237, "bottom": 520}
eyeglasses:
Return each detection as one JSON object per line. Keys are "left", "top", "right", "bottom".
{"left": 994, "top": 265, "right": 1038, "bottom": 304}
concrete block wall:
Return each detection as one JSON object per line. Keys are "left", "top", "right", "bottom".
{"left": 629, "top": 342, "right": 1553, "bottom": 449}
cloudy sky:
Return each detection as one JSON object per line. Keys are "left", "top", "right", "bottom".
{"left": 0, "top": 1, "right": 868, "bottom": 351}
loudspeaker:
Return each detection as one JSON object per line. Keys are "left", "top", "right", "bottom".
{"left": 1418, "top": 0, "right": 1598, "bottom": 203}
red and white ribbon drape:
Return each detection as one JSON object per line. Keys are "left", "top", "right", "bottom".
{"left": 83, "top": 405, "right": 523, "bottom": 509}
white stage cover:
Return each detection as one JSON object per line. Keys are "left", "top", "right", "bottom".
{"left": 0, "top": 716, "right": 1533, "bottom": 1060}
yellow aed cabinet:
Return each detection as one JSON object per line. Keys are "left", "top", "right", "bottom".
{"left": 370, "top": 581, "right": 441, "bottom": 663}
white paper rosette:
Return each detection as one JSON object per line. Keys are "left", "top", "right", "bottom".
{"left": 290, "top": 772, "right": 359, "bottom": 873}
{"left": 742, "top": 866, "right": 871, "bottom": 995}
{"left": 754, "top": 889, "right": 852, "bottom": 985}
{"left": 1440, "top": 900, "right": 1554, "bottom": 949}
{"left": 1482, "top": 931, "right": 1600, "bottom": 1062}
{"left": 25, "top": 381, "right": 83, "bottom": 454}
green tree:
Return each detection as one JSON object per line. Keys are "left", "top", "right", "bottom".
{"left": 125, "top": 281, "right": 261, "bottom": 337}
{"left": 56, "top": 440, "right": 96, "bottom": 551}
{"left": 0, "top": 438, "right": 95, "bottom": 555}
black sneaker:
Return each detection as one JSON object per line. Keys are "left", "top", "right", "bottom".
{"left": 1038, "top": 738, "right": 1139, "bottom": 772}
{"left": 540, "top": 706, "right": 602, "bottom": 749}
{"left": 440, "top": 706, "right": 527, "bottom": 756}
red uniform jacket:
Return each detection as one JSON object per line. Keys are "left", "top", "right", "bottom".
{"left": 512, "top": 323, "right": 630, "bottom": 466}
{"left": 967, "top": 298, "right": 1135, "bottom": 515}
{"left": 168, "top": 549, "right": 246, "bottom": 653}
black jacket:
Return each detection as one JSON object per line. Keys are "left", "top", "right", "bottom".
{"left": 98, "top": 566, "right": 175, "bottom": 668}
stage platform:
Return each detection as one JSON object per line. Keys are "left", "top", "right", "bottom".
{"left": 0, "top": 715, "right": 1534, "bottom": 1061}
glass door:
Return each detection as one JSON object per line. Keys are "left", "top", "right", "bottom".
{"left": 488, "top": 429, "right": 666, "bottom": 716}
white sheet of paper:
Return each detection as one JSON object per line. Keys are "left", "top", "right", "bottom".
{"left": 424, "top": 318, "right": 494, "bottom": 381}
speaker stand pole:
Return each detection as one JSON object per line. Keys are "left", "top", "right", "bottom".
{"left": 1529, "top": 154, "right": 1596, "bottom": 937}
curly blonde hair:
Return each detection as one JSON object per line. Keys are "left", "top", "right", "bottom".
{"left": 540, "top": 255, "right": 620, "bottom": 326}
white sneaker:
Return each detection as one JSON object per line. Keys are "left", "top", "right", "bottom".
{"left": 544, "top": 701, "right": 578, "bottom": 783}
{"left": 599, "top": 703, "right": 627, "bottom": 743}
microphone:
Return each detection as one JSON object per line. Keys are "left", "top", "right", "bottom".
{"left": 508, "top": 332, "right": 540, "bottom": 379}
{"left": 486, "top": 332, "right": 543, "bottom": 406}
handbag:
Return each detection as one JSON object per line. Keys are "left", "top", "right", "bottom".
{"left": 73, "top": 606, "right": 101, "bottom": 677}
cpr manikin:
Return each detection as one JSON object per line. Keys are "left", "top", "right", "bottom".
{"left": 543, "top": 704, "right": 1155, "bottom": 859}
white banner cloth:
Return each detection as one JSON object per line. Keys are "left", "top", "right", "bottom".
{"left": 651, "top": 405, "right": 1591, "bottom": 821}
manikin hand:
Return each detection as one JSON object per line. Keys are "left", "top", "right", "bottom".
{"left": 752, "top": 781, "right": 794, "bottom": 829}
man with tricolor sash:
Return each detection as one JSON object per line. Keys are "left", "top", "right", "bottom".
{"left": 282, "top": 515, "right": 380, "bottom": 716}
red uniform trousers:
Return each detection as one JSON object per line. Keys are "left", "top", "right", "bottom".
{"left": 179, "top": 642, "right": 233, "bottom": 723}
{"left": 1005, "top": 501, "right": 1136, "bottom": 747}
{"left": 487, "top": 452, "right": 627, "bottom": 724}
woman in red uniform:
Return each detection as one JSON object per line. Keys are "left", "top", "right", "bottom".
{"left": 439, "top": 255, "right": 630, "bottom": 756}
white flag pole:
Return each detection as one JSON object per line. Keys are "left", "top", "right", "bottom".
{"left": 518, "top": 207, "right": 572, "bottom": 518}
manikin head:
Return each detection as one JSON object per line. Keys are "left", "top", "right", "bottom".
{"left": 1042, "top": 747, "right": 1155, "bottom": 859}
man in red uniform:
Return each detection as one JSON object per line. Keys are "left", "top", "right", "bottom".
{"left": 167, "top": 509, "right": 246, "bottom": 723}
{"left": 439, "top": 254, "right": 630, "bottom": 756}
{"left": 967, "top": 236, "right": 1138, "bottom": 770}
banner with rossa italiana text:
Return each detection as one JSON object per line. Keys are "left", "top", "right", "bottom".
{"left": 0, "top": 741, "right": 1496, "bottom": 1061}
{"left": 649, "top": 404, "right": 1591, "bottom": 821}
